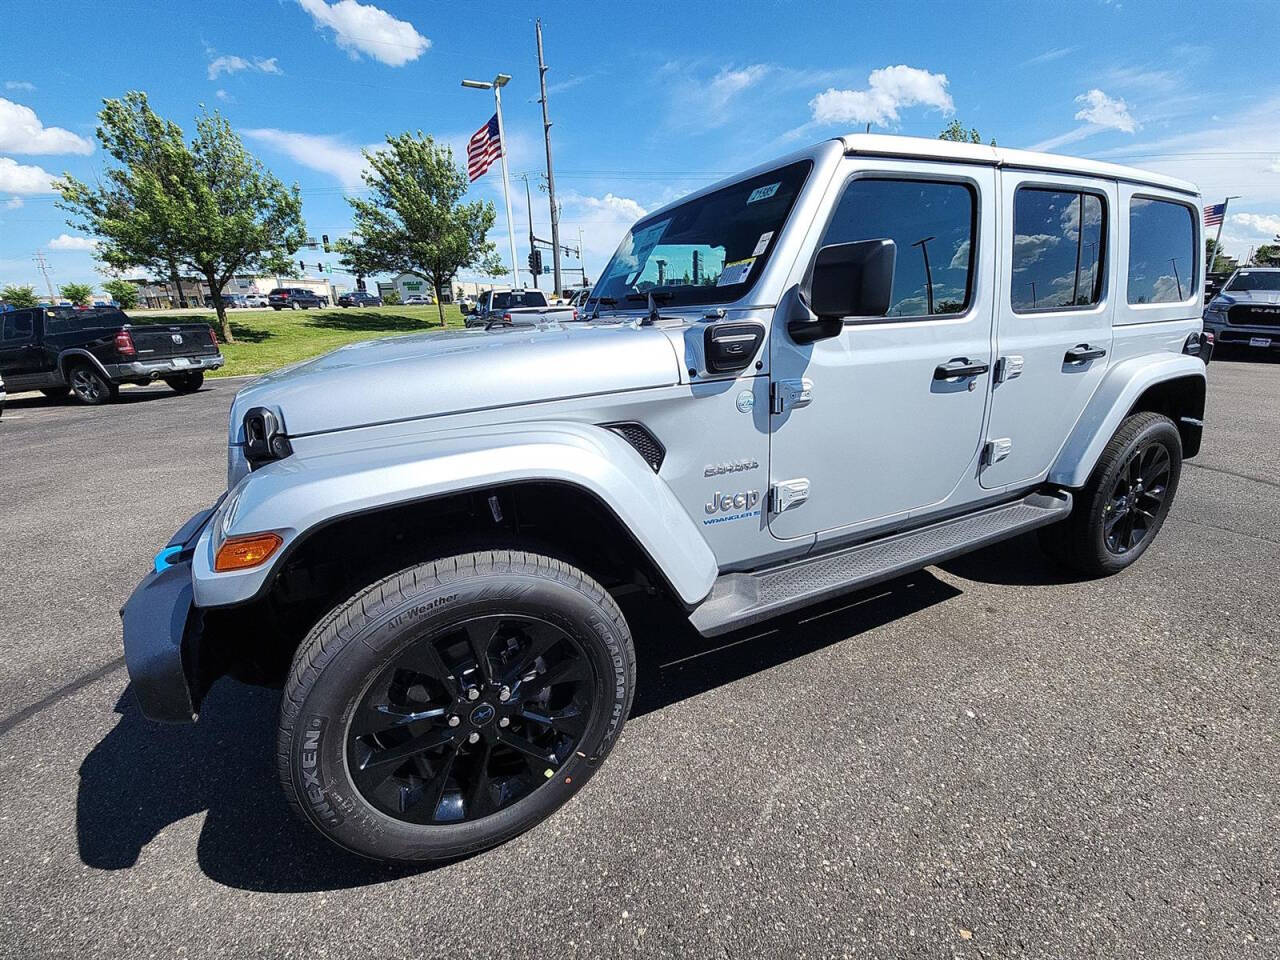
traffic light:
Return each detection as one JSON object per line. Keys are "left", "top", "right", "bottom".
{"left": 527, "top": 249, "right": 543, "bottom": 275}
{"left": 322, "top": 234, "right": 331, "bottom": 253}
{"left": 298, "top": 259, "right": 305, "bottom": 272}
{"left": 317, "top": 263, "right": 323, "bottom": 273}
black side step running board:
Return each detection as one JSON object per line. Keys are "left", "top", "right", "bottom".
{"left": 689, "top": 491, "right": 1073, "bottom": 637}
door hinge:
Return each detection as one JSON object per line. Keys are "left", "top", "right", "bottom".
{"left": 984, "top": 438, "right": 1013, "bottom": 465}
{"left": 769, "top": 478, "right": 810, "bottom": 514}
{"left": 994, "top": 355, "right": 1024, "bottom": 383}
{"left": 770, "top": 378, "right": 814, "bottom": 415}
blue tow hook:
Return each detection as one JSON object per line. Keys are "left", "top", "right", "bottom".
{"left": 153, "top": 545, "right": 184, "bottom": 574}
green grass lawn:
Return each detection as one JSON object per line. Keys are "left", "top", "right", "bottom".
{"left": 134, "top": 305, "right": 465, "bottom": 378}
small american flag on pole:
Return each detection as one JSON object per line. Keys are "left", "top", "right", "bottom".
{"left": 467, "top": 114, "right": 502, "bottom": 182}
{"left": 1203, "top": 203, "right": 1225, "bottom": 227}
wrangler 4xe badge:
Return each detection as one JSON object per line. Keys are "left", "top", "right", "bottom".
{"left": 703, "top": 489, "right": 761, "bottom": 525}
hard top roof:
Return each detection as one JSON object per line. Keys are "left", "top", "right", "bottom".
{"left": 839, "top": 133, "right": 1198, "bottom": 196}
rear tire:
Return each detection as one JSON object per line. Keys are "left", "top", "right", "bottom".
{"left": 1039, "top": 411, "right": 1182, "bottom": 576}
{"left": 277, "top": 550, "right": 635, "bottom": 863}
{"left": 164, "top": 371, "right": 204, "bottom": 394}
{"left": 68, "top": 364, "right": 118, "bottom": 405}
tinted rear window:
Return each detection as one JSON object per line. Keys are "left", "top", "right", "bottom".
{"left": 1128, "top": 198, "right": 1195, "bottom": 304}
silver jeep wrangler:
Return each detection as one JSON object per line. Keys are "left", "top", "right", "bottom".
{"left": 121, "top": 134, "right": 1211, "bottom": 863}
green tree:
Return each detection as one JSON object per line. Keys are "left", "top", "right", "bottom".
{"left": 1204, "top": 238, "right": 1237, "bottom": 274}
{"left": 102, "top": 278, "right": 140, "bottom": 308}
{"left": 58, "top": 282, "right": 94, "bottom": 306}
{"left": 344, "top": 132, "right": 503, "bottom": 326}
{"left": 382, "top": 288, "right": 401, "bottom": 306}
{"left": 938, "top": 119, "right": 995, "bottom": 146}
{"left": 1, "top": 284, "right": 39, "bottom": 308}
{"left": 1252, "top": 243, "right": 1280, "bottom": 266}
{"left": 57, "top": 92, "right": 306, "bottom": 342}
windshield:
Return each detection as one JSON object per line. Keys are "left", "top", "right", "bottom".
{"left": 590, "top": 160, "right": 812, "bottom": 310}
{"left": 1226, "top": 270, "right": 1280, "bottom": 292}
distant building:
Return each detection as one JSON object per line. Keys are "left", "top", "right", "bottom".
{"left": 128, "top": 274, "right": 338, "bottom": 308}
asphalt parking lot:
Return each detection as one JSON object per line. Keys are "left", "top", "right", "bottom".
{"left": 1, "top": 356, "right": 1277, "bottom": 959}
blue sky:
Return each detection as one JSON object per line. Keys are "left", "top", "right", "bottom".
{"left": 2, "top": 0, "right": 1278, "bottom": 294}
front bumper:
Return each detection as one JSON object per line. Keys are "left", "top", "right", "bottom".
{"left": 1203, "top": 319, "right": 1280, "bottom": 350}
{"left": 105, "top": 354, "right": 225, "bottom": 380}
{"left": 120, "top": 506, "right": 217, "bottom": 723}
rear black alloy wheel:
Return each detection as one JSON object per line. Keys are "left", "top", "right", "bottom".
{"left": 69, "top": 364, "right": 117, "bottom": 405}
{"left": 278, "top": 551, "right": 635, "bottom": 863}
{"left": 164, "top": 371, "right": 204, "bottom": 394}
{"left": 1103, "top": 442, "right": 1171, "bottom": 555}
{"left": 1039, "top": 411, "right": 1182, "bottom": 576}
{"left": 347, "top": 614, "right": 594, "bottom": 826}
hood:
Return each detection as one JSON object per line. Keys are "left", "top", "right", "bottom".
{"left": 1214, "top": 290, "right": 1280, "bottom": 307}
{"left": 229, "top": 321, "right": 683, "bottom": 441}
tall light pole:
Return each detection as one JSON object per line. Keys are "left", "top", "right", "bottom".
{"left": 912, "top": 235, "right": 936, "bottom": 314}
{"left": 462, "top": 73, "right": 520, "bottom": 288}
{"left": 535, "top": 20, "right": 562, "bottom": 297}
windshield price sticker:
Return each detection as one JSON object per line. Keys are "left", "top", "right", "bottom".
{"left": 751, "top": 231, "right": 774, "bottom": 257}
{"left": 717, "top": 257, "right": 755, "bottom": 286}
{"left": 747, "top": 183, "right": 780, "bottom": 204}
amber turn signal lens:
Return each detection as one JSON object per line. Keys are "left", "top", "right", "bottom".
{"left": 214, "top": 532, "right": 283, "bottom": 572}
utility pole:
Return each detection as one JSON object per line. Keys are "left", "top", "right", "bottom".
{"left": 522, "top": 174, "right": 538, "bottom": 289}
{"left": 577, "top": 226, "right": 586, "bottom": 286}
{"left": 912, "top": 235, "right": 936, "bottom": 314}
{"left": 33, "top": 251, "right": 55, "bottom": 301}
{"left": 536, "top": 19, "right": 562, "bottom": 296}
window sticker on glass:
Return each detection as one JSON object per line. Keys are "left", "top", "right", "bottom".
{"left": 747, "top": 183, "right": 780, "bottom": 204}
{"left": 751, "top": 231, "right": 774, "bottom": 257}
{"left": 717, "top": 257, "right": 755, "bottom": 286}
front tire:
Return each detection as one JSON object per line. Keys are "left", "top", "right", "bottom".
{"left": 1039, "top": 411, "right": 1182, "bottom": 576}
{"left": 277, "top": 550, "right": 635, "bottom": 863}
{"left": 68, "top": 364, "right": 118, "bottom": 405}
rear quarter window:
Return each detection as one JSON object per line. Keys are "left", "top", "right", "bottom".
{"left": 1128, "top": 197, "right": 1196, "bottom": 304}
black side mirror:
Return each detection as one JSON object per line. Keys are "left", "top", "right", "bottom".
{"left": 790, "top": 239, "right": 896, "bottom": 344}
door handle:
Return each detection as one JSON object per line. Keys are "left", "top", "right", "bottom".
{"left": 1064, "top": 344, "right": 1107, "bottom": 364}
{"left": 934, "top": 358, "right": 990, "bottom": 380}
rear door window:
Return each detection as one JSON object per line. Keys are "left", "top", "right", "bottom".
{"left": 1128, "top": 198, "right": 1196, "bottom": 304}
{"left": 1011, "top": 187, "right": 1106, "bottom": 312}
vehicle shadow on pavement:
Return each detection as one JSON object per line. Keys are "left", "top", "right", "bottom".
{"left": 77, "top": 684, "right": 423, "bottom": 893}
{"left": 75, "top": 571, "right": 966, "bottom": 893}
{"left": 938, "top": 531, "right": 1090, "bottom": 587}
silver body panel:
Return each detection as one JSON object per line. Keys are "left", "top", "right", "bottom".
{"left": 194, "top": 134, "right": 1205, "bottom": 616}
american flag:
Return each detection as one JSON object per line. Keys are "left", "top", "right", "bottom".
{"left": 1203, "top": 203, "right": 1226, "bottom": 227}
{"left": 467, "top": 114, "right": 502, "bottom": 182}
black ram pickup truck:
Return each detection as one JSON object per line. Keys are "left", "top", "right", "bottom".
{"left": 0, "top": 306, "right": 224, "bottom": 405}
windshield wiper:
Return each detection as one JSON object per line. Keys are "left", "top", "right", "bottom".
{"left": 624, "top": 290, "right": 674, "bottom": 302}
{"left": 589, "top": 296, "right": 617, "bottom": 320}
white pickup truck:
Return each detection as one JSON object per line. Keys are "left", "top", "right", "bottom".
{"left": 464, "top": 288, "right": 578, "bottom": 328}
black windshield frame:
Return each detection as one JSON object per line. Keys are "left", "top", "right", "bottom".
{"left": 588, "top": 160, "right": 813, "bottom": 310}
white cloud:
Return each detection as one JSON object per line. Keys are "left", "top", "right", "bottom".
{"left": 948, "top": 238, "right": 970, "bottom": 270}
{"left": 0, "top": 98, "right": 93, "bottom": 155}
{"left": 1021, "top": 47, "right": 1075, "bottom": 67}
{"left": 48, "top": 233, "right": 96, "bottom": 251}
{"left": 5, "top": 196, "right": 23, "bottom": 209}
{"left": 809, "top": 65, "right": 953, "bottom": 127}
{"left": 5, "top": 81, "right": 36, "bottom": 92}
{"left": 296, "top": 0, "right": 429, "bottom": 67}
{"left": 0, "top": 156, "right": 55, "bottom": 194}
{"left": 1230, "top": 213, "right": 1280, "bottom": 237}
{"left": 571, "top": 192, "right": 647, "bottom": 222}
{"left": 1012, "top": 233, "right": 1060, "bottom": 267}
{"left": 215, "top": 89, "right": 234, "bottom": 103}
{"left": 207, "top": 55, "right": 282, "bottom": 80}
{"left": 242, "top": 128, "right": 372, "bottom": 188}
{"left": 1073, "top": 89, "right": 1137, "bottom": 133}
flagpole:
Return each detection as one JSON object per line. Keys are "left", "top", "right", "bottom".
{"left": 1208, "top": 195, "right": 1239, "bottom": 274}
{"left": 463, "top": 73, "right": 520, "bottom": 289}
{"left": 492, "top": 80, "right": 521, "bottom": 289}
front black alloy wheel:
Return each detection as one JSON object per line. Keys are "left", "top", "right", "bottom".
{"left": 347, "top": 614, "right": 594, "bottom": 826}
{"left": 278, "top": 551, "right": 635, "bottom": 863}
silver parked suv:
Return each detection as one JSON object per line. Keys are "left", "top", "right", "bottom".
{"left": 121, "top": 135, "right": 1212, "bottom": 863}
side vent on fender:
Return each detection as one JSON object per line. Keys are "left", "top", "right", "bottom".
{"left": 600, "top": 421, "right": 665, "bottom": 472}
